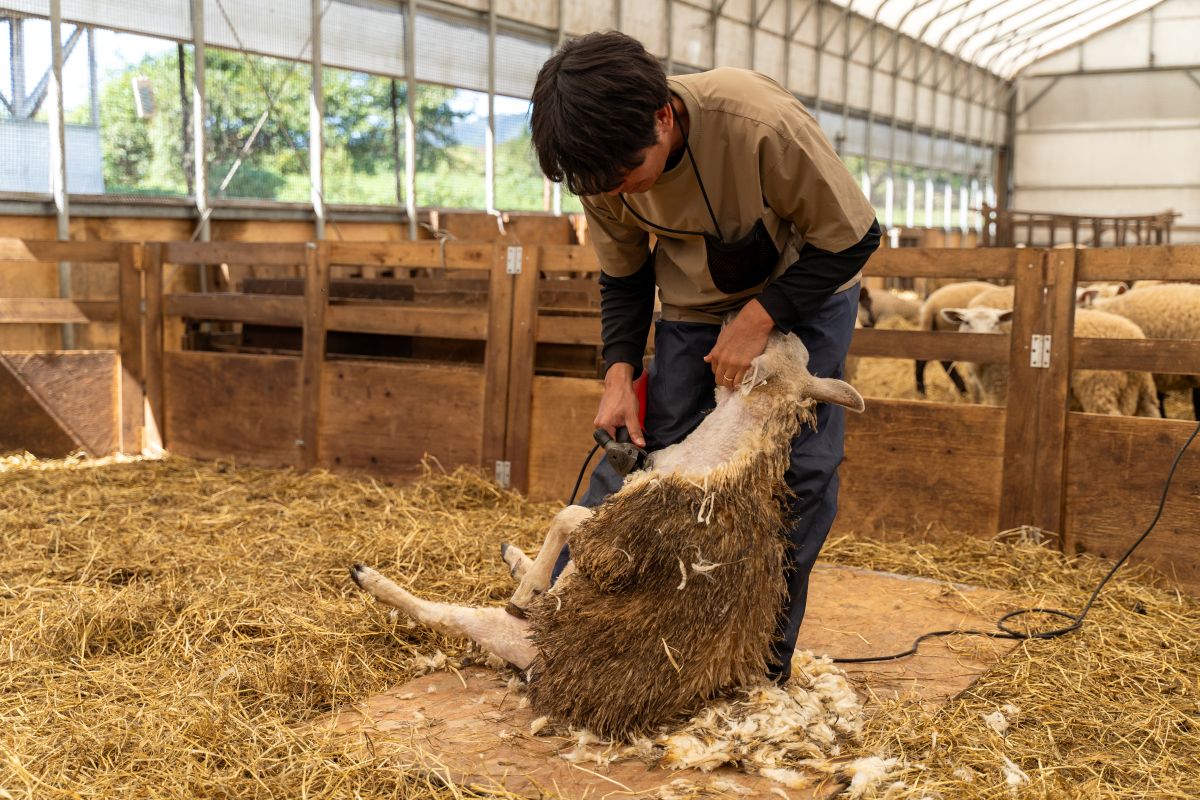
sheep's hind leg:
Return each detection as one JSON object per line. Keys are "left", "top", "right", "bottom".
{"left": 500, "top": 542, "right": 533, "bottom": 580}
{"left": 350, "top": 564, "right": 536, "bottom": 669}
{"left": 507, "top": 505, "right": 592, "bottom": 615}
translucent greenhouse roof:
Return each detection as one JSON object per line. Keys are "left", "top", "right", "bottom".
{"left": 830, "top": 0, "right": 1166, "bottom": 78}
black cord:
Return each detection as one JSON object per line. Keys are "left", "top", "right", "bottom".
{"left": 569, "top": 443, "right": 602, "bottom": 506}
{"left": 832, "top": 417, "right": 1200, "bottom": 664}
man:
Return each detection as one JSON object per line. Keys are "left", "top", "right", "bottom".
{"left": 529, "top": 31, "right": 880, "bottom": 683}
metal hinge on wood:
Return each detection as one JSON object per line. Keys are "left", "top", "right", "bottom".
{"left": 494, "top": 460, "right": 512, "bottom": 488}
{"left": 506, "top": 246, "right": 523, "bottom": 275}
{"left": 1030, "top": 334, "right": 1052, "bottom": 368}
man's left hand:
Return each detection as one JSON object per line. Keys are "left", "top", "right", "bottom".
{"left": 703, "top": 299, "right": 777, "bottom": 389}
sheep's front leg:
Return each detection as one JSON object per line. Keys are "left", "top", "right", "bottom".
{"left": 350, "top": 565, "right": 536, "bottom": 669}
{"left": 500, "top": 542, "right": 533, "bottom": 580}
{"left": 507, "top": 505, "right": 592, "bottom": 616}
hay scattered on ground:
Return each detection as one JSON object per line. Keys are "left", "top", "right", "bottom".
{"left": 1, "top": 454, "right": 1197, "bottom": 798}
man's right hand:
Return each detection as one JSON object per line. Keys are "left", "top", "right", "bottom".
{"left": 594, "top": 363, "right": 645, "bottom": 448}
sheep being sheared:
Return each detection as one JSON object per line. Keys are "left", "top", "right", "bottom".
{"left": 351, "top": 330, "right": 864, "bottom": 739}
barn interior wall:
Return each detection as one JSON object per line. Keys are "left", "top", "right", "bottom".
{"left": 1013, "top": 0, "right": 1200, "bottom": 241}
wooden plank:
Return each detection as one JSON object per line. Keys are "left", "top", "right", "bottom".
{"left": 0, "top": 298, "right": 118, "bottom": 323}
{"left": 164, "top": 293, "right": 305, "bottom": 326}
{"left": 1063, "top": 414, "right": 1200, "bottom": 593}
{"left": 324, "top": 304, "right": 489, "bottom": 339}
{"left": 1073, "top": 337, "right": 1200, "bottom": 375}
{"left": 527, "top": 375, "right": 604, "bottom": 501}
{"left": 1076, "top": 244, "right": 1200, "bottom": 281}
{"left": 300, "top": 243, "right": 330, "bottom": 471}
{"left": 864, "top": 247, "right": 1016, "bottom": 279}
{"left": 117, "top": 244, "right": 145, "bottom": 454}
{"left": 163, "top": 351, "right": 302, "bottom": 468}
{"left": 318, "top": 360, "right": 485, "bottom": 478}
{"left": 538, "top": 244, "right": 601, "bottom": 273}
{"left": 162, "top": 241, "right": 310, "bottom": 267}
{"left": 143, "top": 243, "right": 165, "bottom": 452}
{"left": 849, "top": 328, "right": 1011, "bottom": 363}
{"left": 0, "top": 239, "right": 119, "bottom": 263}
{"left": 481, "top": 247, "right": 515, "bottom": 469}
{"left": 505, "top": 246, "right": 541, "bottom": 493}
{"left": 327, "top": 241, "right": 493, "bottom": 271}
{"left": 536, "top": 314, "right": 603, "bottom": 346}
{"left": 838, "top": 399, "right": 1006, "bottom": 539}
{"left": 994, "top": 249, "right": 1075, "bottom": 535}
{"left": 0, "top": 352, "right": 119, "bottom": 457}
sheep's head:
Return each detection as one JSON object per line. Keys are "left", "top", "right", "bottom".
{"left": 941, "top": 306, "right": 1012, "bottom": 334}
{"left": 743, "top": 331, "right": 865, "bottom": 413}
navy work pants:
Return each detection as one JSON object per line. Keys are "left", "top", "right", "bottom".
{"left": 558, "top": 285, "right": 859, "bottom": 684}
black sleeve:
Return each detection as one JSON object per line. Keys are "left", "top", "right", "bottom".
{"left": 599, "top": 248, "right": 656, "bottom": 378}
{"left": 756, "top": 219, "right": 882, "bottom": 331}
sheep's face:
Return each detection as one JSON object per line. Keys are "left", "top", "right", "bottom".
{"left": 746, "top": 331, "right": 865, "bottom": 413}
{"left": 941, "top": 307, "right": 1012, "bottom": 334}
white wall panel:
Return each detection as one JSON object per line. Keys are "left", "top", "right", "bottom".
{"left": 817, "top": 51, "right": 843, "bottom": 105}
{"left": 758, "top": 0, "right": 785, "bottom": 35}
{"left": 716, "top": 18, "right": 751, "bottom": 68}
{"left": 892, "top": 77, "right": 914, "bottom": 125}
{"left": 414, "top": 14, "right": 487, "bottom": 91}
{"left": 563, "top": 0, "right": 615, "bottom": 36}
{"left": 787, "top": 41, "right": 817, "bottom": 97}
{"left": 495, "top": 32, "right": 551, "bottom": 98}
{"left": 753, "top": 30, "right": 785, "bottom": 82}
{"left": 1080, "top": 16, "right": 1152, "bottom": 71}
{"left": 621, "top": 0, "right": 668, "bottom": 56}
{"left": 845, "top": 61, "right": 870, "bottom": 109}
{"left": 1014, "top": 126, "right": 1200, "bottom": 188}
{"left": 1152, "top": 0, "right": 1200, "bottom": 66}
{"left": 723, "top": 0, "right": 752, "bottom": 24}
{"left": 323, "top": 0, "right": 405, "bottom": 78}
{"left": 818, "top": 5, "right": 846, "bottom": 56}
{"left": 671, "top": 2, "right": 711, "bottom": 68}
{"left": 869, "top": 68, "right": 891, "bottom": 116}
{"left": 789, "top": 0, "right": 817, "bottom": 46}
{"left": 914, "top": 84, "right": 932, "bottom": 126}
{"left": 932, "top": 89, "right": 951, "bottom": 131}
{"left": 204, "top": 0, "right": 310, "bottom": 60}
{"left": 497, "top": 0, "right": 556, "bottom": 30}
{"left": 61, "top": 0, "right": 191, "bottom": 40}
{"left": 1019, "top": 73, "right": 1200, "bottom": 132}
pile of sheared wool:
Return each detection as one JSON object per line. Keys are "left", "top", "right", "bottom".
{"left": 534, "top": 651, "right": 904, "bottom": 795}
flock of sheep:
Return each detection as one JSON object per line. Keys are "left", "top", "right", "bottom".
{"left": 857, "top": 279, "right": 1200, "bottom": 419}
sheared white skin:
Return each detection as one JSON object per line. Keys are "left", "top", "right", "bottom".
{"left": 648, "top": 386, "right": 761, "bottom": 475}
{"left": 508, "top": 505, "right": 592, "bottom": 609}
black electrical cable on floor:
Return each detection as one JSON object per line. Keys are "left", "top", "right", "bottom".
{"left": 567, "top": 418, "right": 1200, "bottom": 664}
{"left": 831, "top": 417, "right": 1200, "bottom": 664}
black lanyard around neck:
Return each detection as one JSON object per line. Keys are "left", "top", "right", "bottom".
{"left": 618, "top": 102, "right": 725, "bottom": 241}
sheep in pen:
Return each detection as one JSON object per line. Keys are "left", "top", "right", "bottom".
{"left": 351, "top": 329, "right": 864, "bottom": 740}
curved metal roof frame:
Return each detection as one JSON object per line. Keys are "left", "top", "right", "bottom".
{"left": 834, "top": 0, "right": 1166, "bottom": 78}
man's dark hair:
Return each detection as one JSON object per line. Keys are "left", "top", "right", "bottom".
{"left": 531, "top": 32, "right": 669, "bottom": 196}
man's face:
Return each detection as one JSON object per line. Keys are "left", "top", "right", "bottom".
{"left": 604, "top": 104, "right": 675, "bottom": 196}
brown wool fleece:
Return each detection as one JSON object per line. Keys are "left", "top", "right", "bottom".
{"left": 526, "top": 392, "right": 819, "bottom": 740}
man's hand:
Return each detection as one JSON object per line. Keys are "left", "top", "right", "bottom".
{"left": 594, "top": 362, "right": 645, "bottom": 448}
{"left": 703, "top": 299, "right": 776, "bottom": 388}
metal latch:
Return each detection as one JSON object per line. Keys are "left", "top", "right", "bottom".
{"left": 1030, "top": 334, "right": 1052, "bottom": 368}
{"left": 506, "top": 246, "right": 523, "bottom": 275}
{"left": 495, "top": 460, "right": 512, "bottom": 489}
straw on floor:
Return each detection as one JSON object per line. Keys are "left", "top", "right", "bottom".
{"left": 0, "top": 453, "right": 1196, "bottom": 798}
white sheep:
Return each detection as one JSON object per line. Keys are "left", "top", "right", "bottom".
{"left": 939, "top": 306, "right": 1160, "bottom": 416}
{"left": 858, "top": 286, "right": 920, "bottom": 328}
{"left": 350, "top": 330, "right": 865, "bottom": 739}
{"left": 915, "top": 280, "right": 996, "bottom": 396}
{"left": 1092, "top": 282, "right": 1200, "bottom": 418}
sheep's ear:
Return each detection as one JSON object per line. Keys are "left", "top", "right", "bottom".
{"left": 1116, "top": 283, "right": 1129, "bottom": 295}
{"left": 1076, "top": 288, "right": 1099, "bottom": 307}
{"left": 940, "top": 308, "right": 967, "bottom": 325}
{"left": 806, "top": 376, "right": 866, "bottom": 413}
{"left": 998, "top": 309, "right": 1014, "bottom": 323}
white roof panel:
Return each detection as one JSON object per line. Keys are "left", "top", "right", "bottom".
{"left": 829, "top": 0, "right": 1166, "bottom": 78}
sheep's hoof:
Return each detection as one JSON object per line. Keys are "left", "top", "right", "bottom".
{"left": 349, "top": 563, "right": 367, "bottom": 589}
{"left": 504, "top": 601, "right": 528, "bottom": 619}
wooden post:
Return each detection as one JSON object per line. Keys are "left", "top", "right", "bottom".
{"left": 482, "top": 243, "right": 516, "bottom": 474}
{"left": 998, "top": 248, "right": 1076, "bottom": 536}
{"left": 299, "top": 242, "right": 330, "bottom": 471}
{"left": 143, "top": 243, "right": 165, "bottom": 453}
{"left": 117, "top": 243, "right": 145, "bottom": 454}
{"left": 504, "top": 244, "right": 540, "bottom": 494}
